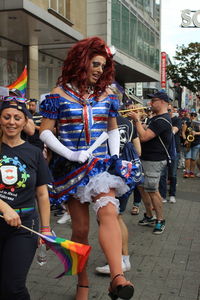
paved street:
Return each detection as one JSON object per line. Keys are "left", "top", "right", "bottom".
{"left": 27, "top": 169, "right": 200, "bottom": 300}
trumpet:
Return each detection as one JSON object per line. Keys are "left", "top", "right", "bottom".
{"left": 119, "top": 107, "right": 147, "bottom": 117}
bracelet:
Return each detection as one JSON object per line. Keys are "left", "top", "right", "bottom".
{"left": 40, "top": 228, "right": 51, "bottom": 233}
{"left": 134, "top": 119, "right": 139, "bottom": 123}
{"left": 40, "top": 225, "right": 51, "bottom": 233}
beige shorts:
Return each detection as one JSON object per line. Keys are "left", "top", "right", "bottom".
{"left": 141, "top": 160, "right": 167, "bottom": 192}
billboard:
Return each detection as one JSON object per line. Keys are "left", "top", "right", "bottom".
{"left": 161, "top": 52, "right": 167, "bottom": 90}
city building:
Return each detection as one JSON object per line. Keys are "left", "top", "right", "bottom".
{"left": 0, "top": 0, "right": 161, "bottom": 100}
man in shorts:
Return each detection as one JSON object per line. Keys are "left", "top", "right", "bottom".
{"left": 128, "top": 91, "right": 172, "bottom": 234}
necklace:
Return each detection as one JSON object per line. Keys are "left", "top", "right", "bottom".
{"left": 66, "top": 83, "right": 95, "bottom": 103}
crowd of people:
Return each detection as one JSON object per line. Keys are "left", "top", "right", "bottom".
{"left": 0, "top": 36, "right": 199, "bottom": 300}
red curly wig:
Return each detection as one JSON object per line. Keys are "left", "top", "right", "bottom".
{"left": 57, "top": 36, "right": 115, "bottom": 95}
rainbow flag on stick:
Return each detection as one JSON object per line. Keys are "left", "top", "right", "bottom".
{"left": 0, "top": 215, "right": 91, "bottom": 277}
{"left": 41, "top": 235, "right": 91, "bottom": 277}
{"left": 7, "top": 65, "right": 28, "bottom": 97}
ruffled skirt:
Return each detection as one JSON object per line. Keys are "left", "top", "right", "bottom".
{"left": 49, "top": 155, "right": 140, "bottom": 205}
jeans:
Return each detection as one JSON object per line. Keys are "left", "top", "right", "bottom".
{"left": 159, "top": 153, "right": 180, "bottom": 198}
{"left": 0, "top": 210, "right": 39, "bottom": 300}
{"left": 184, "top": 144, "right": 200, "bottom": 160}
{"left": 133, "top": 186, "right": 141, "bottom": 207}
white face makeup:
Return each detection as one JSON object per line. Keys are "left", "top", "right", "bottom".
{"left": 87, "top": 55, "right": 106, "bottom": 85}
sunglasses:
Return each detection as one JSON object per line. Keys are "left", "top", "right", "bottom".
{"left": 3, "top": 96, "right": 27, "bottom": 103}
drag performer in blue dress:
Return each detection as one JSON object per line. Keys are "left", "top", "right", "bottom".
{"left": 40, "top": 36, "right": 134, "bottom": 300}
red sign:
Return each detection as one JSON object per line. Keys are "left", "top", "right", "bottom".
{"left": 161, "top": 52, "right": 167, "bottom": 90}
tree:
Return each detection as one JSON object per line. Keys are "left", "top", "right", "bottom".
{"left": 167, "top": 42, "right": 200, "bottom": 94}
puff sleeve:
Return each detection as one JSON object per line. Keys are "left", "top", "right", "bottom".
{"left": 40, "top": 94, "right": 60, "bottom": 119}
{"left": 108, "top": 94, "right": 119, "bottom": 117}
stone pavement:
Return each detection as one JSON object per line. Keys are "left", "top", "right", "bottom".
{"left": 27, "top": 169, "right": 200, "bottom": 300}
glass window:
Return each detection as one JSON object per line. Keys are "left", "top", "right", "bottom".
{"left": 130, "top": 13, "right": 137, "bottom": 57}
{"left": 38, "top": 52, "right": 62, "bottom": 95}
{"left": 136, "top": 21, "right": 144, "bottom": 61}
{"left": 49, "top": 0, "right": 67, "bottom": 18}
{"left": 111, "top": 0, "right": 121, "bottom": 48}
{"left": 0, "top": 38, "right": 24, "bottom": 87}
{"left": 121, "top": 6, "right": 130, "bottom": 53}
{"left": 111, "top": 0, "right": 160, "bottom": 71}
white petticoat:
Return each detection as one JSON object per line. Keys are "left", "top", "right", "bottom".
{"left": 76, "top": 171, "right": 130, "bottom": 203}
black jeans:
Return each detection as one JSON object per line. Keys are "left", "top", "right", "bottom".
{"left": 0, "top": 210, "right": 39, "bottom": 300}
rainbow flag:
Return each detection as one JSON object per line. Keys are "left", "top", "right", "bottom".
{"left": 7, "top": 66, "right": 28, "bottom": 97}
{"left": 41, "top": 234, "right": 91, "bottom": 278}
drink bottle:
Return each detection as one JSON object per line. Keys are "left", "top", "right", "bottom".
{"left": 37, "top": 244, "right": 47, "bottom": 266}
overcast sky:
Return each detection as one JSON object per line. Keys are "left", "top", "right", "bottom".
{"left": 161, "top": 0, "right": 200, "bottom": 60}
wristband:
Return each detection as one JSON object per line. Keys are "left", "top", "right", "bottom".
{"left": 40, "top": 228, "right": 51, "bottom": 233}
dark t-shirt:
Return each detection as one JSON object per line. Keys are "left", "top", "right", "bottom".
{"left": 117, "top": 115, "right": 137, "bottom": 154}
{"left": 27, "top": 112, "right": 44, "bottom": 150}
{"left": 171, "top": 116, "right": 182, "bottom": 153}
{"left": 141, "top": 113, "right": 172, "bottom": 161}
{"left": 0, "top": 142, "right": 52, "bottom": 208}
{"left": 186, "top": 121, "right": 200, "bottom": 147}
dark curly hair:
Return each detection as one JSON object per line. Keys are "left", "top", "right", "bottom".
{"left": 57, "top": 36, "right": 115, "bottom": 95}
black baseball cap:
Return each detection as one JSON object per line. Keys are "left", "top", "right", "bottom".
{"left": 147, "top": 91, "right": 171, "bottom": 103}
{"left": 122, "top": 93, "right": 134, "bottom": 106}
{"left": 0, "top": 99, "right": 29, "bottom": 116}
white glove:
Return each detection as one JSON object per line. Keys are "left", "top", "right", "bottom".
{"left": 69, "top": 150, "right": 90, "bottom": 163}
{"left": 40, "top": 130, "right": 90, "bottom": 163}
{"left": 108, "top": 128, "right": 120, "bottom": 157}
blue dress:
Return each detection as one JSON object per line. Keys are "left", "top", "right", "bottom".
{"left": 40, "top": 87, "right": 138, "bottom": 205}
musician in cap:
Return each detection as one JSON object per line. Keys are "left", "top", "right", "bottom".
{"left": 182, "top": 112, "right": 200, "bottom": 178}
{"left": 127, "top": 91, "right": 172, "bottom": 234}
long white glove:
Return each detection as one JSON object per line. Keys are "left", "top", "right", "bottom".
{"left": 40, "top": 130, "right": 90, "bottom": 163}
{"left": 108, "top": 128, "right": 120, "bottom": 157}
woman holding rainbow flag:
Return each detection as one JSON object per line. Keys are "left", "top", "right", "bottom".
{"left": 0, "top": 97, "right": 52, "bottom": 299}
{"left": 39, "top": 36, "right": 135, "bottom": 300}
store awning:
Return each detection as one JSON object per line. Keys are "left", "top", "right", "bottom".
{"left": 0, "top": 0, "right": 83, "bottom": 60}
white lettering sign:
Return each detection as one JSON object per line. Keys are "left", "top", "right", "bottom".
{"left": 181, "top": 9, "right": 200, "bottom": 28}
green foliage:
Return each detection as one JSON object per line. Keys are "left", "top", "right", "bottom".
{"left": 166, "top": 42, "right": 200, "bottom": 93}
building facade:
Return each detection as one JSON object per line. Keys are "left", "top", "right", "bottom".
{"left": 0, "top": 0, "right": 161, "bottom": 100}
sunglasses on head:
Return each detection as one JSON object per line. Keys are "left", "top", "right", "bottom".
{"left": 3, "top": 96, "right": 27, "bottom": 103}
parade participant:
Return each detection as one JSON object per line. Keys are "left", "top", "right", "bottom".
{"left": 128, "top": 91, "right": 172, "bottom": 234}
{"left": 27, "top": 98, "right": 44, "bottom": 150}
{"left": 39, "top": 37, "right": 134, "bottom": 300}
{"left": 159, "top": 104, "right": 182, "bottom": 203}
{"left": 0, "top": 97, "right": 52, "bottom": 299}
{"left": 8, "top": 89, "right": 35, "bottom": 136}
{"left": 182, "top": 112, "right": 200, "bottom": 178}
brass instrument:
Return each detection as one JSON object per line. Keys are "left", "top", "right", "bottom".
{"left": 185, "top": 127, "right": 195, "bottom": 152}
{"left": 186, "top": 127, "right": 195, "bottom": 142}
{"left": 119, "top": 107, "right": 147, "bottom": 117}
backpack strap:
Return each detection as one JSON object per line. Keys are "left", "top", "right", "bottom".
{"left": 155, "top": 117, "right": 173, "bottom": 163}
{"left": 129, "top": 120, "right": 134, "bottom": 142}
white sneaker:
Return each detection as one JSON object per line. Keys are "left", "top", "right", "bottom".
{"left": 196, "top": 172, "right": 200, "bottom": 178}
{"left": 169, "top": 196, "right": 176, "bottom": 203}
{"left": 162, "top": 198, "right": 168, "bottom": 203}
{"left": 57, "top": 212, "right": 71, "bottom": 224}
{"left": 95, "top": 260, "right": 131, "bottom": 274}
